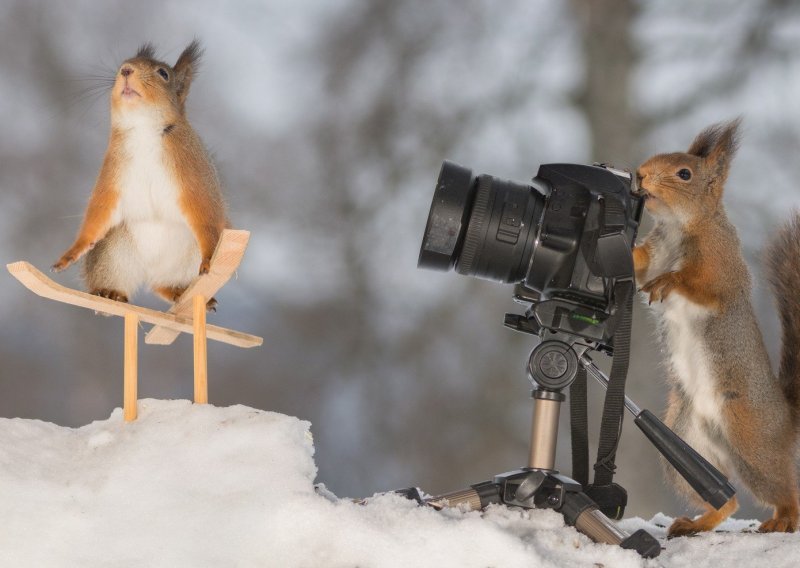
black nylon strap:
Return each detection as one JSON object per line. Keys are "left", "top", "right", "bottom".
{"left": 570, "top": 366, "right": 589, "bottom": 487}
{"left": 593, "top": 279, "right": 634, "bottom": 486}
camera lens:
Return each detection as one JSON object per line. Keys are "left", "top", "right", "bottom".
{"left": 418, "top": 160, "right": 546, "bottom": 283}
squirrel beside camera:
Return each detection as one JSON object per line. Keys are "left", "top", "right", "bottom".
{"left": 52, "top": 41, "right": 228, "bottom": 308}
{"left": 634, "top": 119, "right": 800, "bottom": 536}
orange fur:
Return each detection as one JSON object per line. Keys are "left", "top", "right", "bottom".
{"left": 668, "top": 496, "right": 740, "bottom": 538}
{"left": 164, "top": 123, "right": 228, "bottom": 273}
{"left": 632, "top": 243, "right": 650, "bottom": 284}
{"left": 152, "top": 285, "right": 217, "bottom": 311}
{"left": 52, "top": 145, "right": 122, "bottom": 272}
{"left": 639, "top": 226, "right": 725, "bottom": 310}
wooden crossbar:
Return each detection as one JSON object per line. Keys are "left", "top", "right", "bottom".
{"left": 7, "top": 261, "right": 262, "bottom": 348}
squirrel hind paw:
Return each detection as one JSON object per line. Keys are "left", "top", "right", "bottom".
{"left": 91, "top": 288, "right": 129, "bottom": 303}
{"left": 666, "top": 517, "right": 705, "bottom": 539}
{"left": 758, "top": 516, "right": 798, "bottom": 533}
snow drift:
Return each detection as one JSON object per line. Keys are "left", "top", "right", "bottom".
{"left": 0, "top": 399, "right": 797, "bottom": 567}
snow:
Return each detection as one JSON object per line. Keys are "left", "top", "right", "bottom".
{"left": 1, "top": 399, "right": 798, "bottom": 567}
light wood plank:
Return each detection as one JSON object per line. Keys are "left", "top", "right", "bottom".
{"left": 145, "top": 229, "right": 250, "bottom": 345}
{"left": 6, "top": 261, "right": 262, "bottom": 349}
{"left": 193, "top": 295, "right": 208, "bottom": 404}
{"left": 123, "top": 312, "right": 139, "bottom": 421}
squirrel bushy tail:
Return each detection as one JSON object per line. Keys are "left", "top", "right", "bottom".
{"left": 766, "top": 211, "right": 800, "bottom": 419}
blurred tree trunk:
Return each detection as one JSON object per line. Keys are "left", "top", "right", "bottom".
{"left": 571, "top": 0, "right": 641, "bottom": 166}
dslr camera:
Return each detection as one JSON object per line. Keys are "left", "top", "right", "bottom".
{"left": 418, "top": 161, "right": 644, "bottom": 351}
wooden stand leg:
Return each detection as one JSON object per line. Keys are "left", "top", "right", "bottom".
{"left": 123, "top": 312, "right": 138, "bottom": 422}
{"left": 193, "top": 295, "right": 208, "bottom": 404}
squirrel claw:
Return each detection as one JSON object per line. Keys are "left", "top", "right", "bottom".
{"left": 642, "top": 272, "right": 678, "bottom": 304}
{"left": 90, "top": 288, "right": 129, "bottom": 303}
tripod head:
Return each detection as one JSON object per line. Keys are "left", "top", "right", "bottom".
{"left": 505, "top": 282, "right": 620, "bottom": 355}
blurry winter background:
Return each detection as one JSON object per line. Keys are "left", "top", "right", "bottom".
{"left": 1, "top": 0, "right": 799, "bottom": 521}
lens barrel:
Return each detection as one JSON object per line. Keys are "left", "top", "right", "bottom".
{"left": 418, "top": 161, "right": 546, "bottom": 283}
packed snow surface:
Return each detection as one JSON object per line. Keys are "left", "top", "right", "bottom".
{"left": 1, "top": 399, "right": 798, "bottom": 567}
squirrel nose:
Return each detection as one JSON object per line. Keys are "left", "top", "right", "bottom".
{"left": 120, "top": 67, "right": 133, "bottom": 77}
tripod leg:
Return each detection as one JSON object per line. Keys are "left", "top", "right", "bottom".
{"left": 561, "top": 490, "right": 661, "bottom": 558}
{"left": 426, "top": 481, "right": 501, "bottom": 511}
{"left": 427, "top": 488, "right": 482, "bottom": 510}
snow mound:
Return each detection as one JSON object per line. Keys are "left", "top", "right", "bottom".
{"left": 0, "top": 399, "right": 797, "bottom": 567}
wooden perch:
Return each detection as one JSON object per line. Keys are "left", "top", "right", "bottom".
{"left": 7, "top": 228, "right": 261, "bottom": 421}
{"left": 7, "top": 261, "right": 262, "bottom": 349}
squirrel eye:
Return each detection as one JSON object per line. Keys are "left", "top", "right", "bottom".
{"left": 677, "top": 168, "right": 692, "bottom": 181}
{"left": 157, "top": 68, "right": 169, "bottom": 81}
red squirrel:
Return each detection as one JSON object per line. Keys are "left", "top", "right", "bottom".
{"left": 634, "top": 119, "right": 800, "bottom": 536}
{"left": 52, "top": 41, "right": 228, "bottom": 308}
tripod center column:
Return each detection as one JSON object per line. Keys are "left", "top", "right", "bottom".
{"left": 526, "top": 340, "right": 577, "bottom": 470}
{"left": 529, "top": 389, "right": 566, "bottom": 470}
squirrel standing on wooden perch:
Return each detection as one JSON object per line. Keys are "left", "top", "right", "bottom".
{"left": 53, "top": 41, "right": 228, "bottom": 309}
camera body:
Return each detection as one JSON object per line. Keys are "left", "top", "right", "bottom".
{"left": 419, "top": 161, "right": 644, "bottom": 348}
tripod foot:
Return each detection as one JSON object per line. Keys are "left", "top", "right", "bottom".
{"left": 620, "top": 529, "right": 661, "bottom": 558}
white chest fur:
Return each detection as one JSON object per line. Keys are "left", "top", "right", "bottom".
{"left": 644, "top": 221, "right": 722, "bottom": 421}
{"left": 654, "top": 292, "right": 722, "bottom": 424}
{"left": 111, "top": 108, "right": 199, "bottom": 285}
{"left": 644, "top": 222, "right": 684, "bottom": 283}
{"left": 115, "top": 109, "right": 184, "bottom": 225}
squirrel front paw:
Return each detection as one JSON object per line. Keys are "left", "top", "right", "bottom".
{"left": 199, "top": 258, "right": 212, "bottom": 275}
{"left": 641, "top": 272, "right": 679, "bottom": 304}
{"left": 51, "top": 254, "right": 76, "bottom": 273}
{"left": 52, "top": 241, "right": 95, "bottom": 272}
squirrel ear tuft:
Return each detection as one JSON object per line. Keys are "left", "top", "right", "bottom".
{"left": 136, "top": 43, "right": 157, "bottom": 59}
{"left": 173, "top": 39, "right": 203, "bottom": 110}
{"left": 690, "top": 118, "right": 742, "bottom": 194}
{"left": 687, "top": 118, "right": 742, "bottom": 159}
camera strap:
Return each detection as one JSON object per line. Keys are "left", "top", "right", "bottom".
{"left": 595, "top": 278, "right": 634, "bottom": 483}
{"left": 569, "top": 366, "right": 589, "bottom": 487}
{"left": 570, "top": 279, "right": 634, "bottom": 517}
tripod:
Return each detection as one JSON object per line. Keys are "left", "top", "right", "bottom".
{"left": 382, "top": 281, "right": 736, "bottom": 558}
{"left": 421, "top": 339, "right": 661, "bottom": 558}
{"left": 395, "top": 332, "right": 738, "bottom": 559}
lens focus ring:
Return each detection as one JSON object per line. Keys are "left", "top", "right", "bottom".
{"left": 457, "top": 174, "right": 493, "bottom": 276}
